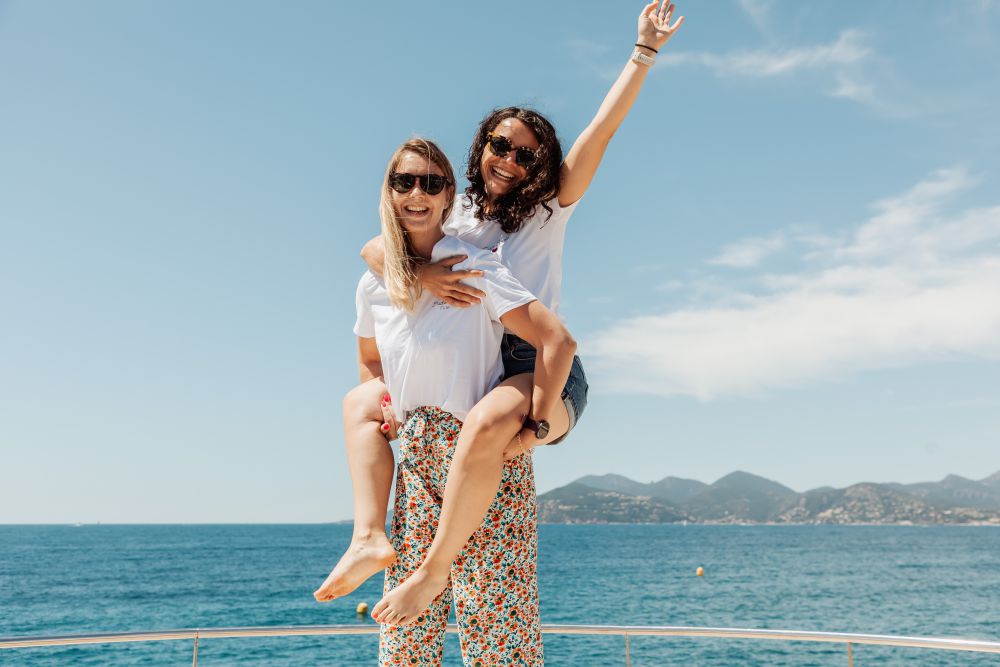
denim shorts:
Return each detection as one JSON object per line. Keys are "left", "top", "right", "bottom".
{"left": 500, "top": 333, "right": 589, "bottom": 445}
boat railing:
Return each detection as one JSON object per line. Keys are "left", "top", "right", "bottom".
{"left": 3, "top": 624, "right": 1000, "bottom": 666}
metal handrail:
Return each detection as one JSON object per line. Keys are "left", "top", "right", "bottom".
{"left": 3, "top": 624, "right": 1000, "bottom": 653}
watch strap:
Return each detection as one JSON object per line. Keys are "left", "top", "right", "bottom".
{"left": 631, "top": 49, "right": 656, "bottom": 67}
{"left": 523, "top": 417, "right": 550, "bottom": 440}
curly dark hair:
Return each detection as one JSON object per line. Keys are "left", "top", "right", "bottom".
{"left": 464, "top": 107, "right": 563, "bottom": 234}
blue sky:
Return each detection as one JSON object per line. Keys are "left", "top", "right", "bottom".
{"left": 2, "top": 1, "right": 999, "bottom": 522}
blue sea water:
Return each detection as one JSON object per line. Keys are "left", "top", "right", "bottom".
{"left": 1, "top": 525, "right": 999, "bottom": 665}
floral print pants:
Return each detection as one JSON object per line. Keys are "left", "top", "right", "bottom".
{"left": 379, "top": 406, "right": 543, "bottom": 667}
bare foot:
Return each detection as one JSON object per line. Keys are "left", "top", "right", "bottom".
{"left": 371, "top": 567, "right": 450, "bottom": 625}
{"left": 313, "top": 534, "right": 397, "bottom": 602}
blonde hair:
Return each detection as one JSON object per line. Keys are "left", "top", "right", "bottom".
{"left": 380, "top": 138, "right": 456, "bottom": 310}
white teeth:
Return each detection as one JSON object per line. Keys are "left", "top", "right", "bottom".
{"left": 492, "top": 167, "right": 515, "bottom": 180}
{"left": 404, "top": 206, "right": 429, "bottom": 213}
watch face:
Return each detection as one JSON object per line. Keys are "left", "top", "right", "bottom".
{"left": 536, "top": 420, "right": 550, "bottom": 439}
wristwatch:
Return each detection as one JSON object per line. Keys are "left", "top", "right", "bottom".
{"left": 631, "top": 49, "right": 656, "bottom": 67}
{"left": 523, "top": 417, "right": 550, "bottom": 440}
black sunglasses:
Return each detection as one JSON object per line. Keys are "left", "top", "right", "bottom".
{"left": 486, "top": 132, "right": 538, "bottom": 167}
{"left": 388, "top": 172, "right": 451, "bottom": 196}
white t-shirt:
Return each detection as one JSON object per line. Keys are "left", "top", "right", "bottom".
{"left": 442, "top": 194, "right": 579, "bottom": 315}
{"left": 354, "top": 235, "right": 536, "bottom": 422}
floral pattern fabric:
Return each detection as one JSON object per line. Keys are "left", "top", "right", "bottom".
{"left": 379, "top": 406, "right": 542, "bottom": 667}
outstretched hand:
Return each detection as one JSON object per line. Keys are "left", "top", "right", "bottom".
{"left": 638, "top": 1, "right": 684, "bottom": 51}
{"left": 417, "top": 255, "right": 486, "bottom": 308}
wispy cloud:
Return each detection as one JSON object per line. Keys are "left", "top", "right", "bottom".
{"left": 738, "top": 0, "right": 776, "bottom": 37}
{"left": 660, "top": 28, "right": 931, "bottom": 117}
{"left": 709, "top": 233, "right": 787, "bottom": 268}
{"left": 564, "top": 37, "right": 619, "bottom": 81}
{"left": 830, "top": 71, "right": 877, "bottom": 105}
{"left": 664, "top": 29, "right": 871, "bottom": 78}
{"left": 585, "top": 168, "right": 1000, "bottom": 400}
{"left": 826, "top": 69, "right": 938, "bottom": 119}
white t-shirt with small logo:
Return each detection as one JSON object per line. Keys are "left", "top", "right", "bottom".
{"left": 354, "top": 235, "right": 536, "bottom": 422}
{"left": 442, "top": 194, "right": 579, "bottom": 315}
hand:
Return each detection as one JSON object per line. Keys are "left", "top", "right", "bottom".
{"left": 379, "top": 394, "right": 399, "bottom": 441}
{"left": 417, "top": 255, "right": 486, "bottom": 308}
{"left": 501, "top": 428, "right": 538, "bottom": 461}
{"left": 637, "top": 1, "right": 684, "bottom": 52}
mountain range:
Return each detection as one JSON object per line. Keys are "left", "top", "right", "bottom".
{"left": 538, "top": 470, "right": 1000, "bottom": 525}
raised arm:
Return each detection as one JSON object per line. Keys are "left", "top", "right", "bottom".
{"left": 360, "top": 235, "right": 487, "bottom": 308}
{"left": 499, "top": 300, "right": 577, "bottom": 431}
{"left": 559, "top": 1, "right": 684, "bottom": 206}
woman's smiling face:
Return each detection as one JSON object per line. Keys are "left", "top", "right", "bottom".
{"left": 480, "top": 117, "right": 540, "bottom": 200}
{"left": 390, "top": 152, "right": 452, "bottom": 234}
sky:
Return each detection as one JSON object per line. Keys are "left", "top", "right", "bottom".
{"left": 2, "top": 0, "right": 999, "bottom": 523}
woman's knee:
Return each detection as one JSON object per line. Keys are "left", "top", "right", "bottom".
{"left": 460, "top": 403, "right": 522, "bottom": 453}
{"left": 342, "top": 379, "right": 387, "bottom": 426}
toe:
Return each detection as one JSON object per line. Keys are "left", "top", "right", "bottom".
{"left": 373, "top": 608, "right": 393, "bottom": 624}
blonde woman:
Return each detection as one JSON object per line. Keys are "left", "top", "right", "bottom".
{"left": 324, "top": 138, "right": 574, "bottom": 664}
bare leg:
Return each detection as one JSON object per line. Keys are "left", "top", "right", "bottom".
{"left": 314, "top": 378, "right": 397, "bottom": 602}
{"left": 372, "top": 372, "right": 570, "bottom": 624}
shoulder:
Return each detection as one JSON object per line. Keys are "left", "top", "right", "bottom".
{"left": 357, "top": 270, "right": 383, "bottom": 296}
{"left": 444, "top": 193, "right": 478, "bottom": 231}
{"left": 457, "top": 192, "right": 476, "bottom": 213}
{"left": 539, "top": 195, "right": 580, "bottom": 221}
{"left": 449, "top": 193, "right": 476, "bottom": 220}
{"left": 551, "top": 193, "right": 581, "bottom": 213}
{"left": 436, "top": 236, "right": 497, "bottom": 267}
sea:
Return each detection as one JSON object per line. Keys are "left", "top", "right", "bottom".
{"left": 1, "top": 524, "right": 998, "bottom": 666}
